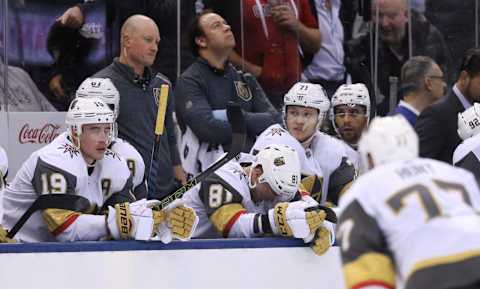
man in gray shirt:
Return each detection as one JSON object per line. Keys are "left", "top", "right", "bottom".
{"left": 94, "top": 15, "right": 186, "bottom": 199}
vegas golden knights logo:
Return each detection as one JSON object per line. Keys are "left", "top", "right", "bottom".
{"left": 234, "top": 81, "right": 253, "bottom": 101}
{"left": 274, "top": 156, "right": 285, "bottom": 166}
{"left": 153, "top": 87, "right": 161, "bottom": 105}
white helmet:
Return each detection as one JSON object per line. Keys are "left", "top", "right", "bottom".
{"left": 330, "top": 83, "right": 371, "bottom": 132}
{"left": 458, "top": 103, "right": 480, "bottom": 140}
{"left": 283, "top": 82, "right": 330, "bottom": 124}
{"left": 66, "top": 97, "right": 115, "bottom": 147}
{"left": 76, "top": 78, "right": 120, "bottom": 119}
{"left": 249, "top": 144, "right": 301, "bottom": 202}
{"left": 358, "top": 116, "right": 418, "bottom": 171}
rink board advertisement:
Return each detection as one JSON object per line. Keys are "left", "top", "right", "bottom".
{"left": 0, "top": 239, "right": 345, "bottom": 289}
{"left": 1, "top": 112, "right": 67, "bottom": 180}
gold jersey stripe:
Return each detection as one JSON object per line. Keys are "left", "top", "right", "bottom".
{"left": 210, "top": 203, "right": 246, "bottom": 236}
{"left": 343, "top": 252, "right": 396, "bottom": 289}
{"left": 42, "top": 208, "right": 80, "bottom": 234}
{"left": 408, "top": 249, "right": 480, "bottom": 279}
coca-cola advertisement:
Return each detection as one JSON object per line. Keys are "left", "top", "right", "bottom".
{"left": 3, "top": 112, "right": 66, "bottom": 180}
{"left": 18, "top": 123, "right": 61, "bottom": 144}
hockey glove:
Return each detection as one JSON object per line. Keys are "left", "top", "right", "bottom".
{"left": 0, "top": 225, "right": 15, "bottom": 243}
{"left": 269, "top": 200, "right": 325, "bottom": 238}
{"left": 106, "top": 199, "right": 157, "bottom": 241}
{"left": 154, "top": 199, "right": 199, "bottom": 244}
{"left": 310, "top": 226, "right": 332, "bottom": 256}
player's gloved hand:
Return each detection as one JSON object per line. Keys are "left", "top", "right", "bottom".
{"left": 310, "top": 226, "right": 332, "bottom": 256}
{"left": 153, "top": 199, "right": 199, "bottom": 244}
{"left": 107, "top": 199, "right": 158, "bottom": 241}
{"left": 268, "top": 200, "right": 325, "bottom": 238}
{"left": 0, "top": 225, "right": 15, "bottom": 243}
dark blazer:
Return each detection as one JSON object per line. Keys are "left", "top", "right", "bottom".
{"left": 415, "top": 89, "right": 465, "bottom": 163}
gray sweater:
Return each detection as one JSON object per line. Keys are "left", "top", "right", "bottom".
{"left": 94, "top": 59, "right": 180, "bottom": 199}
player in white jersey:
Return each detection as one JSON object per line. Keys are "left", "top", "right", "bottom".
{"left": 252, "top": 82, "right": 355, "bottom": 205}
{"left": 0, "top": 145, "right": 8, "bottom": 190}
{"left": 76, "top": 77, "right": 147, "bottom": 198}
{"left": 453, "top": 103, "right": 480, "bottom": 183}
{"left": 2, "top": 97, "right": 197, "bottom": 243}
{"left": 330, "top": 83, "right": 371, "bottom": 171}
{"left": 337, "top": 116, "right": 480, "bottom": 289}
{"left": 183, "top": 144, "right": 335, "bottom": 255}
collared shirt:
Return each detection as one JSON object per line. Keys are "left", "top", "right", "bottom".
{"left": 398, "top": 100, "right": 420, "bottom": 116}
{"left": 453, "top": 83, "right": 472, "bottom": 110}
{"left": 303, "top": 0, "right": 345, "bottom": 81}
{"left": 392, "top": 100, "right": 419, "bottom": 127}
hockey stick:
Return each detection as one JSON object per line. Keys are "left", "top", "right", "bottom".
{"left": 306, "top": 205, "right": 337, "bottom": 224}
{"left": 155, "top": 102, "right": 246, "bottom": 210}
{"left": 7, "top": 194, "right": 91, "bottom": 239}
{"left": 147, "top": 84, "right": 170, "bottom": 195}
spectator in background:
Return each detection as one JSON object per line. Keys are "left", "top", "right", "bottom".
{"left": 392, "top": 56, "right": 445, "bottom": 127}
{"left": 175, "top": 11, "right": 280, "bottom": 176}
{"left": 346, "top": 0, "right": 451, "bottom": 116}
{"left": 227, "top": 0, "right": 321, "bottom": 109}
{"left": 93, "top": 15, "right": 186, "bottom": 200}
{"left": 303, "top": 0, "right": 345, "bottom": 98}
{"left": 57, "top": 0, "right": 198, "bottom": 86}
{"left": 0, "top": 61, "right": 56, "bottom": 112}
{"left": 415, "top": 48, "right": 480, "bottom": 163}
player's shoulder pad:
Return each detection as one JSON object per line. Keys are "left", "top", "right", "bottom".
{"left": 32, "top": 157, "right": 77, "bottom": 195}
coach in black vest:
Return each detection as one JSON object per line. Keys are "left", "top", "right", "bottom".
{"left": 415, "top": 48, "right": 480, "bottom": 163}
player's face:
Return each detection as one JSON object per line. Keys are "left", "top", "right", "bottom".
{"left": 372, "top": 0, "right": 407, "bottom": 46}
{"left": 285, "top": 106, "right": 319, "bottom": 142}
{"left": 249, "top": 166, "right": 277, "bottom": 202}
{"left": 198, "top": 13, "right": 235, "bottom": 54}
{"left": 464, "top": 73, "right": 480, "bottom": 103}
{"left": 334, "top": 104, "right": 368, "bottom": 145}
{"left": 127, "top": 21, "right": 160, "bottom": 67}
{"left": 79, "top": 123, "right": 112, "bottom": 164}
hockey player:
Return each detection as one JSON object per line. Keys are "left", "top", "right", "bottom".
{"left": 0, "top": 145, "right": 7, "bottom": 190}
{"left": 183, "top": 144, "right": 334, "bottom": 255}
{"left": 252, "top": 82, "right": 356, "bottom": 205}
{"left": 330, "top": 83, "right": 371, "bottom": 170}
{"left": 76, "top": 77, "right": 147, "bottom": 198}
{"left": 2, "top": 97, "right": 197, "bottom": 243}
{"left": 453, "top": 103, "right": 480, "bottom": 181}
{"left": 338, "top": 116, "right": 480, "bottom": 289}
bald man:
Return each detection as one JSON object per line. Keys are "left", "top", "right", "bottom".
{"left": 346, "top": 0, "right": 451, "bottom": 116}
{"left": 93, "top": 14, "right": 187, "bottom": 200}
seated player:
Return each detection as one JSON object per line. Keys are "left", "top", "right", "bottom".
{"left": 338, "top": 116, "right": 480, "bottom": 289}
{"left": 76, "top": 77, "right": 147, "bottom": 198}
{"left": 252, "top": 82, "right": 355, "bottom": 205}
{"left": 330, "top": 83, "right": 371, "bottom": 170}
{"left": 2, "top": 97, "right": 197, "bottom": 243}
{"left": 183, "top": 144, "right": 334, "bottom": 256}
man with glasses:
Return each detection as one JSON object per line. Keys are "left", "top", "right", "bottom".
{"left": 416, "top": 48, "right": 480, "bottom": 163}
{"left": 392, "top": 56, "right": 445, "bottom": 127}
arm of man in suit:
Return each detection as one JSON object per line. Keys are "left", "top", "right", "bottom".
{"left": 415, "top": 105, "right": 444, "bottom": 159}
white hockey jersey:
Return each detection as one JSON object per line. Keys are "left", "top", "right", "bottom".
{"left": 0, "top": 145, "right": 7, "bottom": 188}
{"left": 110, "top": 137, "right": 146, "bottom": 197}
{"left": 252, "top": 124, "right": 355, "bottom": 205}
{"left": 2, "top": 132, "right": 133, "bottom": 242}
{"left": 182, "top": 160, "right": 275, "bottom": 238}
{"left": 338, "top": 158, "right": 480, "bottom": 289}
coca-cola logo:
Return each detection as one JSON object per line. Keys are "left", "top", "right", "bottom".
{"left": 19, "top": 123, "right": 61, "bottom": 144}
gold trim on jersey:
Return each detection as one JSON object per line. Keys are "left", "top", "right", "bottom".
{"left": 301, "top": 175, "right": 323, "bottom": 202}
{"left": 42, "top": 209, "right": 80, "bottom": 234}
{"left": 210, "top": 203, "right": 246, "bottom": 235}
{"left": 408, "top": 249, "right": 480, "bottom": 280}
{"left": 343, "top": 252, "right": 396, "bottom": 289}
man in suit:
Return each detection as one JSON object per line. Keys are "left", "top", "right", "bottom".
{"left": 415, "top": 48, "right": 480, "bottom": 163}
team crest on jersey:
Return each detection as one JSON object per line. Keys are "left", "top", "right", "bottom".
{"left": 273, "top": 156, "right": 285, "bottom": 166}
{"left": 269, "top": 127, "right": 284, "bottom": 136}
{"left": 58, "top": 144, "right": 80, "bottom": 158}
{"left": 234, "top": 81, "right": 252, "bottom": 101}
